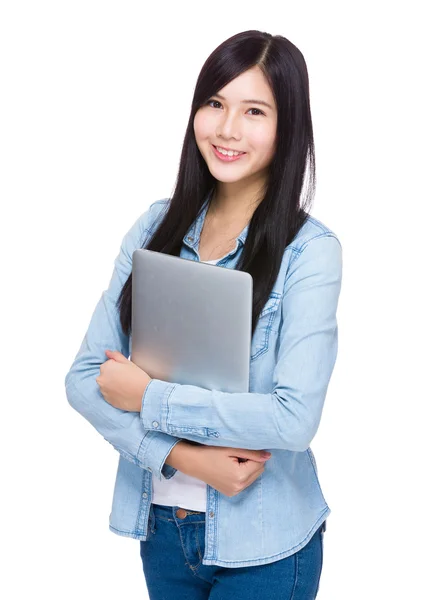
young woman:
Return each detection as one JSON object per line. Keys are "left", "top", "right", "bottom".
{"left": 65, "top": 30, "right": 342, "bottom": 599}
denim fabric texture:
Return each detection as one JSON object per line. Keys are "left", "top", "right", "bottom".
{"left": 139, "top": 503, "right": 325, "bottom": 599}
{"left": 65, "top": 189, "right": 342, "bottom": 568}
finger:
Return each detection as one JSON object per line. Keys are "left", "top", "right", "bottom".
{"left": 105, "top": 350, "right": 128, "bottom": 364}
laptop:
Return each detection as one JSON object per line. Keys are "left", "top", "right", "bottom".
{"left": 131, "top": 249, "right": 253, "bottom": 393}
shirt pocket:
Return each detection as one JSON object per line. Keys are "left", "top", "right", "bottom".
{"left": 250, "top": 292, "right": 282, "bottom": 361}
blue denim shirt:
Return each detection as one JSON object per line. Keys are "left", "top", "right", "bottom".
{"left": 65, "top": 192, "right": 343, "bottom": 568}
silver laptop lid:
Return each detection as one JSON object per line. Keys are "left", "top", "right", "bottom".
{"left": 131, "top": 249, "right": 252, "bottom": 393}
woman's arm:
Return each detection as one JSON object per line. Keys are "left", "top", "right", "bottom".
{"left": 164, "top": 441, "right": 198, "bottom": 472}
{"left": 64, "top": 200, "right": 182, "bottom": 481}
{"left": 140, "top": 234, "right": 343, "bottom": 453}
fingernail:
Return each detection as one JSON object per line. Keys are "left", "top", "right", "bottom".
{"left": 261, "top": 452, "right": 271, "bottom": 457}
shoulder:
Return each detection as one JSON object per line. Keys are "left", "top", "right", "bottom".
{"left": 280, "top": 214, "right": 343, "bottom": 288}
{"left": 145, "top": 198, "right": 172, "bottom": 234}
{"left": 121, "top": 198, "right": 171, "bottom": 249}
{"left": 289, "top": 213, "right": 342, "bottom": 253}
{"left": 286, "top": 214, "right": 342, "bottom": 267}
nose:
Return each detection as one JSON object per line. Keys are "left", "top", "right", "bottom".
{"left": 216, "top": 110, "right": 242, "bottom": 142}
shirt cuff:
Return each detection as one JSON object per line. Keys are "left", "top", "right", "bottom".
{"left": 136, "top": 430, "right": 181, "bottom": 480}
{"left": 140, "top": 378, "right": 177, "bottom": 433}
{"left": 136, "top": 379, "right": 180, "bottom": 480}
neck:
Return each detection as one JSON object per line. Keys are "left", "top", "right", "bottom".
{"left": 210, "top": 179, "right": 267, "bottom": 223}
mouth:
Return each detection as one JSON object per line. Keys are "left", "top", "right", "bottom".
{"left": 211, "top": 144, "right": 246, "bottom": 163}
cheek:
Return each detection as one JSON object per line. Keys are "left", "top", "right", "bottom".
{"left": 194, "top": 111, "right": 213, "bottom": 142}
{"left": 250, "top": 127, "right": 276, "bottom": 160}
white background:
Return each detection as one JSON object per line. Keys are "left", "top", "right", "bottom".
{"left": 1, "top": 1, "right": 423, "bottom": 598}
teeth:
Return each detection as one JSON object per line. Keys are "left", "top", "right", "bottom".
{"left": 216, "top": 146, "right": 243, "bottom": 157}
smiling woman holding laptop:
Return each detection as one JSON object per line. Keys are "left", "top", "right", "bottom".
{"left": 65, "top": 29, "right": 343, "bottom": 600}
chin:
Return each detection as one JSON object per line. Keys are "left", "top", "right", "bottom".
{"left": 209, "top": 170, "right": 247, "bottom": 184}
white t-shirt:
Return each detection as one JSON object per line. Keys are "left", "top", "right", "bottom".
{"left": 152, "top": 255, "right": 220, "bottom": 511}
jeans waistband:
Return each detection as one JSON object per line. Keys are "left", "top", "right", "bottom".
{"left": 152, "top": 503, "right": 205, "bottom": 520}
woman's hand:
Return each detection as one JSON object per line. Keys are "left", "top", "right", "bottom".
{"left": 188, "top": 446, "right": 272, "bottom": 498}
{"left": 96, "top": 350, "right": 151, "bottom": 412}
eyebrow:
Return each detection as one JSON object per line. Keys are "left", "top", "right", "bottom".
{"left": 214, "top": 92, "right": 274, "bottom": 111}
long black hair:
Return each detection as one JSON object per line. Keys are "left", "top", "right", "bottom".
{"left": 118, "top": 29, "right": 315, "bottom": 337}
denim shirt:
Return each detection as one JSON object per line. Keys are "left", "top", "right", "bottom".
{"left": 65, "top": 192, "right": 343, "bottom": 568}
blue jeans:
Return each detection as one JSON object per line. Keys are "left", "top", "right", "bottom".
{"left": 139, "top": 503, "right": 325, "bottom": 599}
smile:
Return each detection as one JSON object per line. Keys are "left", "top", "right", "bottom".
{"left": 211, "top": 144, "right": 246, "bottom": 162}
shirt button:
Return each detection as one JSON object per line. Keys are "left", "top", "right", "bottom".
{"left": 209, "top": 511, "right": 215, "bottom": 518}
{"left": 152, "top": 421, "right": 159, "bottom": 428}
{"left": 187, "top": 236, "right": 193, "bottom": 241}
{"left": 142, "top": 492, "right": 148, "bottom": 498}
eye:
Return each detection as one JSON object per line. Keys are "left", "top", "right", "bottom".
{"left": 247, "top": 108, "right": 265, "bottom": 116}
{"left": 206, "top": 99, "right": 265, "bottom": 116}
{"left": 207, "top": 99, "right": 223, "bottom": 109}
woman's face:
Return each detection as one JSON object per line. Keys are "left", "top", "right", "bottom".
{"left": 194, "top": 66, "right": 277, "bottom": 188}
